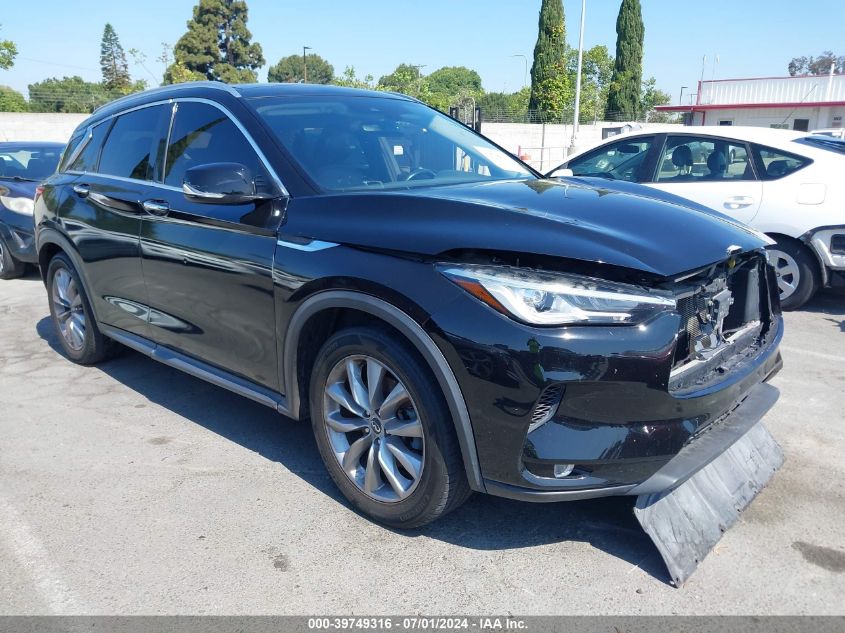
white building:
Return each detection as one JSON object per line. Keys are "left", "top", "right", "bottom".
{"left": 656, "top": 74, "right": 845, "bottom": 131}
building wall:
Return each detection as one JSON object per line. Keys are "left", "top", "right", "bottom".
{"left": 699, "top": 75, "right": 845, "bottom": 105}
{"left": 0, "top": 113, "right": 87, "bottom": 142}
{"left": 693, "top": 105, "right": 845, "bottom": 130}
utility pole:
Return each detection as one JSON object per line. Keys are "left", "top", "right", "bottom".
{"left": 570, "top": 0, "right": 586, "bottom": 154}
{"left": 411, "top": 64, "right": 426, "bottom": 97}
{"left": 511, "top": 54, "right": 528, "bottom": 89}
{"left": 302, "top": 46, "right": 312, "bottom": 83}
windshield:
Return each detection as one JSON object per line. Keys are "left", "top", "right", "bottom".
{"left": 250, "top": 95, "right": 534, "bottom": 191}
{"left": 0, "top": 146, "right": 62, "bottom": 181}
{"left": 796, "top": 136, "right": 845, "bottom": 155}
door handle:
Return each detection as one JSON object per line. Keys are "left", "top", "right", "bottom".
{"left": 72, "top": 184, "right": 90, "bottom": 197}
{"left": 142, "top": 200, "right": 170, "bottom": 216}
{"left": 723, "top": 196, "right": 754, "bottom": 210}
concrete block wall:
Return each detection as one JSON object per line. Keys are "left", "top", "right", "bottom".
{"left": 0, "top": 113, "right": 87, "bottom": 143}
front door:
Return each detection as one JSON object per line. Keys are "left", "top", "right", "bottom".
{"left": 139, "top": 100, "right": 283, "bottom": 390}
{"left": 648, "top": 135, "right": 763, "bottom": 225}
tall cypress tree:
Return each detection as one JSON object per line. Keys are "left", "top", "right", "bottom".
{"left": 605, "top": 0, "right": 644, "bottom": 120}
{"left": 165, "top": 0, "right": 264, "bottom": 84}
{"left": 100, "top": 24, "right": 131, "bottom": 90}
{"left": 528, "top": 0, "right": 567, "bottom": 116}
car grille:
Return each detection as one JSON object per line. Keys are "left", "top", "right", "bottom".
{"left": 529, "top": 384, "right": 564, "bottom": 431}
{"left": 671, "top": 253, "right": 772, "bottom": 373}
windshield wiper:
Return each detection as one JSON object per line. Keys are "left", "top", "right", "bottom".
{"left": 0, "top": 175, "right": 38, "bottom": 182}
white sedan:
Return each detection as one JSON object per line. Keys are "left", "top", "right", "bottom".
{"left": 549, "top": 126, "right": 845, "bottom": 309}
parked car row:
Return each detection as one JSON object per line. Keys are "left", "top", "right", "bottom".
{"left": 550, "top": 126, "right": 845, "bottom": 310}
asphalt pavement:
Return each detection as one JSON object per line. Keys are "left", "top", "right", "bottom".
{"left": 1, "top": 273, "right": 843, "bottom": 614}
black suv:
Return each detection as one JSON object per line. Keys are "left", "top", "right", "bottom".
{"left": 34, "top": 83, "right": 783, "bottom": 528}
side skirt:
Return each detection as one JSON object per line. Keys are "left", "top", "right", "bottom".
{"left": 100, "top": 324, "right": 292, "bottom": 417}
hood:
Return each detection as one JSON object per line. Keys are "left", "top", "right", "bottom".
{"left": 284, "top": 178, "right": 769, "bottom": 278}
{"left": 0, "top": 179, "right": 38, "bottom": 203}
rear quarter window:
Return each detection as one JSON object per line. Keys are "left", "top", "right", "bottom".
{"left": 67, "top": 123, "right": 109, "bottom": 173}
{"left": 752, "top": 144, "right": 811, "bottom": 180}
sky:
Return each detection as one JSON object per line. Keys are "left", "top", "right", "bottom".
{"left": 1, "top": 0, "right": 842, "bottom": 101}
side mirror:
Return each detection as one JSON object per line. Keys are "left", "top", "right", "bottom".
{"left": 548, "top": 167, "right": 574, "bottom": 178}
{"left": 183, "top": 162, "right": 270, "bottom": 204}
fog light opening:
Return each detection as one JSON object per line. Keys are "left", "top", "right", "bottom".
{"left": 553, "top": 463, "right": 575, "bottom": 478}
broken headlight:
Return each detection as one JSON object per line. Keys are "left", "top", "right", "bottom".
{"left": 438, "top": 264, "right": 675, "bottom": 326}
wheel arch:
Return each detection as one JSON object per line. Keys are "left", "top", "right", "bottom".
{"left": 36, "top": 228, "right": 101, "bottom": 321}
{"left": 283, "top": 290, "right": 485, "bottom": 493}
{"left": 767, "top": 231, "right": 827, "bottom": 287}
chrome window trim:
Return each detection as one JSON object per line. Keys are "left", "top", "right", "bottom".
{"left": 63, "top": 170, "right": 184, "bottom": 193}
{"left": 63, "top": 127, "right": 93, "bottom": 171}
{"left": 65, "top": 96, "right": 290, "bottom": 198}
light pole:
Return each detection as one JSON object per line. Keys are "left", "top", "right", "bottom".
{"left": 411, "top": 64, "right": 426, "bottom": 97}
{"left": 679, "top": 86, "right": 688, "bottom": 105}
{"left": 302, "top": 46, "right": 312, "bottom": 83}
{"left": 570, "top": 0, "right": 586, "bottom": 153}
{"left": 511, "top": 54, "right": 528, "bottom": 89}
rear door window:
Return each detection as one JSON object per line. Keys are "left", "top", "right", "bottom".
{"left": 655, "top": 136, "right": 755, "bottom": 182}
{"left": 752, "top": 145, "right": 811, "bottom": 180}
{"left": 98, "top": 105, "right": 169, "bottom": 181}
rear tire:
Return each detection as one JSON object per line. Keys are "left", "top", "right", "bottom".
{"left": 309, "top": 326, "right": 470, "bottom": 528}
{"left": 46, "top": 253, "right": 118, "bottom": 364}
{"left": 0, "top": 236, "right": 25, "bottom": 280}
{"left": 767, "top": 238, "right": 819, "bottom": 311}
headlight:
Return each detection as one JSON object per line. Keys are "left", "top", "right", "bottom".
{"left": 438, "top": 264, "right": 675, "bottom": 325}
{"left": 0, "top": 195, "right": 35, "bottom": 215}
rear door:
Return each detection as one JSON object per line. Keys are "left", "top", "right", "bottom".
{"left": 62, "top": 104, "right": 170, "bottom": 337}
{"left": 139, "top": 100, "right": 283, "bottom": 390}
{"left": 648, "top": 134, "right": 763, "bottom": 225}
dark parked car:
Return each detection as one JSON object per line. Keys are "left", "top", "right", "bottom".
{"left": 0, "top": 142, "right": 63, "bottom": 278}
{"left": 34, "top": 83, "right": 783, "bottom": 528}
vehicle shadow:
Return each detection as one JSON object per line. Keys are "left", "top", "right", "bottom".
{"left": 800, "top": 288, "right": 845, "bottom": 332}
{"left": 35, "top": 316, "right": 669, "bottom": 584}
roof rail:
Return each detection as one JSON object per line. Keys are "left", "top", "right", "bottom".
{"left": 93, "top": 81, "right": 242, "bottom": 114}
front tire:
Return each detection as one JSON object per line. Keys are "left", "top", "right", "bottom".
{"left": 309, "top": 326, "right": 470, "bottom": 528}
{"left": 46, "top": 253, "right": 117, "bottom": 364}
{"left": 0, "top": 236, "right": 25, "bottom": 280}
{"left": 767, "top": 238, "right": 819, "bottom": 311}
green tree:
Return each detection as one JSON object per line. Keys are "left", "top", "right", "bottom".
{"left": 426, "top": 66, "right": 482, "bottom": 97}
{"left": 566, "top": 45, "right": 614, "bottom": 122}
{"left": 26, "top": 76, "right": 145, "bottom": 113}
{"left": 164, "top": 0, "right": 264, "bottom": 84}
{"left": 605, "top": 0, "right": 644, "bottom": 121}
{"left": 332, "top": 66, "right": 375, "bottom": 89}
{"left": 528, "top": 0, "right": 568, "bottom": 116}
{"left": 267, "top": 53, "right": 334, "bottom": 84}
{"left": 478, "top": 86, "right": 530, "bottom": 120}
{"left": 0, "top": 85, "right": 26, "bottom": 112}
{"left": 377, "top": 63, "right": 424, "bottom": 96}
{"left": 788, "top": 51, "right": 844, "bottom": 76}
{"left": 423, "top": 66, "right": 483, "bottom": 111}
{"left": 0, "top": 24, "right": 16, "bottom": 70}
{"left": 28, "top": 76, "right": 112, "bottom": 113}
{"left": 100, "top": 23, "right": 131, "bottom": 90}
{"left": 640, "top": 76, "right": 672, "bottom": 122}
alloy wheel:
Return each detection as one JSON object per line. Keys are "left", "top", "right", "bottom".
{"left": 322, "top": 355, "right": 425, "bottom": 503}
{"left": 768, "top": 248, "right": 800, "bottom": 302}
{"left": 52, "top": 268, "right": 86, "bottom": 351}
